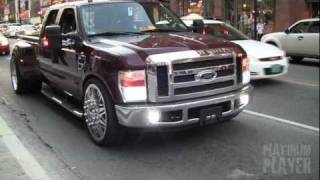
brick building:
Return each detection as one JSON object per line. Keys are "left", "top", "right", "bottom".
{"left": 169, "top": 0, "right": 319, "bottom": 32}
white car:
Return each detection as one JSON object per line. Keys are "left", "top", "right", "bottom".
{"left": 4, "top": 25, "right": 22, "bottom": 38}
{"left": 16, "top": 25, "right": 38, "bottom": 36}
{"left": 261, "top": 18, "right": 319, "bottom": 62}
{"left": 182, "top": 14, "right": 288, "bottom": 80}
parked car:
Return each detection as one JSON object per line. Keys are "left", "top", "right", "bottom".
{"left": 0, "top": 33, "right": 10, "bottom": 55}
{"left": 11, "top": 0, "right": 252, "bottom": 146}
{"left": 3, "top": 25, "right": 22, "bottom": 38}
{"left": 182, "top": 14, "right": 289, "bottom": 80}
{"left": 16, "top": 25, "right": 38, "bottom": 36}
{"left": 261, "top": 18, "right": 320, "bottom": 62}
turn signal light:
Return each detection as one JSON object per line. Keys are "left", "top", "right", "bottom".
{"left": 120, "top": 71, "right": 145, "bottom": 87}
{"left": 42, "top": 37, "right": 49, "bottom": 47}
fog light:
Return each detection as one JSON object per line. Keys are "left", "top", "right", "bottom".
{"left": 240, "top": 94, "right": 250, "bottom": 106}
{"left": 148, "top": 110, "right": 161, "bottom": 124}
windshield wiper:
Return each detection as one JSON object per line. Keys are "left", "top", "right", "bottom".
{"left": 141, "top": 29, "right": 186, "bottom": 33}
{"left": 88, "top": 31, "right": 144, "bottom": 37}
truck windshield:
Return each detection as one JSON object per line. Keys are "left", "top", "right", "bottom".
{"left": 80, "top": 2, "right": 189, "bottom": 36}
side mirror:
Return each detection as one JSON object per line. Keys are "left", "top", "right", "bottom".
{"left": 284, "top": 28, "right": 290, "bottom": 34}
{"left": 44, "top": 25, "right": 61, "bottom": 49}
{"left": 192, "top": 19, "right": 205, "bottom": 33}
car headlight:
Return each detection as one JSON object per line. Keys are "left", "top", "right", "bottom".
{"left": 119, "top": 70, "right": 147, "bottom": 103}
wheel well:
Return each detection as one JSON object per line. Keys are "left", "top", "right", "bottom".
{"left": 82, "top": 75, "right": 115, "bottom": 102}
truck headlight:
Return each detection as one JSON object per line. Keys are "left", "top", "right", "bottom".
{"left": 119, "top": 70, "right": 147, "bottom": 103}
{"left": 242, "top": 56, "right": 250, "bottom": 84}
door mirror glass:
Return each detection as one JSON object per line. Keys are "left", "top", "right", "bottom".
{"left": 44, "top": 25, "right": 62, "bottom": 49}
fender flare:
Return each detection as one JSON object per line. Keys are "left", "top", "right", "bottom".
{"left": 11, "top": 41, "right": 41, "bottom": 80}
{"left": 82, "top": 73, "right": 118, "bottom": 103}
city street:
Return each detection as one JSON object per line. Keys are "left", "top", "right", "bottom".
{"left": 0, "top": 39, "right": 319, "bottom": 180}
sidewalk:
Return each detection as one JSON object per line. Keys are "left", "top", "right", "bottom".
{"left": 0, "top": 115, "right": 51, "bottom": 180}
{"left": 0, "top": 139, "right": 30, "bottom": 180}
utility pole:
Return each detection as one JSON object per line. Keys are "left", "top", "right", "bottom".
{"left": 253, "top": 0, "right": 257, "bottom": 40}
{"left": 18, "top": 0, "right": 21, "bottom": 23}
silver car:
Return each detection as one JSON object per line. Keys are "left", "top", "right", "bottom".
{"left": 261, "top": 18, "right": 319, "bottom": 62}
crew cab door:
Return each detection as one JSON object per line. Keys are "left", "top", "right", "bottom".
{"left": 281, "top": 21, "right": 312, "bottom": 56}
{"left": 306, "top": 20, "right": 320, "bottom": 57}
{"left": 38, "top": 9, "right": 59, "bottom": 85}
{"left": 53, "top": 7, "right": 82, "bottom": 98}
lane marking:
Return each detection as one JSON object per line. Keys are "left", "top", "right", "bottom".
{"left": 243, "top": 110, "right": 319, "bottom": 133}
{"left": 0, "top": 116, "right": 51, "bottom": 180}
{"left": 275, "top": 78, "right": 319, "bottom": 87}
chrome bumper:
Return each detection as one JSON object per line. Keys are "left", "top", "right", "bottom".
{"left": 115, "top": 85, "right": 253, "bottom": 128}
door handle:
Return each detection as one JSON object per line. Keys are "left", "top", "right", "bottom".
{"left": 78, "top": 52, "right": 86, "bottom": 71}
{"left": 297, "top": 36, "right": 304, "bottom": 40}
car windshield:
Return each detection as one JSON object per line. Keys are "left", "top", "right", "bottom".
{"left": 80, "top": 2, "right": 189, "bottom": 36}
{"left": 206, "top": 23, "right": 248, "bottom": 41}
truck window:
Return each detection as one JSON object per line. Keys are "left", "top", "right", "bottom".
{"left": 59, "top": 8, "right": 77, "bottom": 34}
{"left": 45, "top": 10, "right": 59, "bottom": 26}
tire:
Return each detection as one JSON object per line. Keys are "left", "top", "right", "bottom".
{"left": 83, "top": 78, "right": 124, "bottom": 146}
{"left": 291, "top": 56, "right": 304, "bottom": 63}
{"left": 290, "top": 56, "right": 304, "bottom": 63}
{"left": 10, "top": 53, "right": 42, "bottom": 94}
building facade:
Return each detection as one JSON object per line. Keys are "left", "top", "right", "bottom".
{"left": 169, "top": 0, "right": 319, "bottom": 33}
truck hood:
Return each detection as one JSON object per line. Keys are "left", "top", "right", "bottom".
{"left": 232, "top": 40, "right": 285, "bottom": 59}
{"left": 88, "top": 32, "right": 242, "bottom": 58}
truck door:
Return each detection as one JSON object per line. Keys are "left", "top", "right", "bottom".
{"left": 38, "top": 9, "right": 59, "bottom": 86}
{"left": 53, "top": 7, "right": 82, "bottom": 98}
{"left": 281, "top": 21, "right": 312, "bottom": 56}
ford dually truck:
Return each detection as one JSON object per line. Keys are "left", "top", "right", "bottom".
{"left": 11, "top": 0, "right": 252, "bottom": 146}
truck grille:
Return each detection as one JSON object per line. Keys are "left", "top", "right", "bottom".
{"left": 147, "top": 54, "right": 239, "bottom": 102}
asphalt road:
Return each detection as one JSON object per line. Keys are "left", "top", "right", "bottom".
{"left": 0, "top": 39, "right": 319, "bottom": 180}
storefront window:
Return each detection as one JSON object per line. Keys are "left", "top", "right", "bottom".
{"left": 224, "top": 0, "right": 275, "bottom": 38}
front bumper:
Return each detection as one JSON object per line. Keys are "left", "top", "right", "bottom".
{"left": 115, "top": 85, "right": 252, "bottom": 128}
{"left": 250, "top": 57, "right": 289, "bottom": 80}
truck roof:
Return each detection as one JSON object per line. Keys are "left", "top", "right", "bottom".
{"left": 49, "top": 0, "right": 159, "bottom": 9}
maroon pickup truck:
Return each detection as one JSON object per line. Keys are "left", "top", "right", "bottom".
{"left": 11, "top": 0, "right": 252, "bottom": 146}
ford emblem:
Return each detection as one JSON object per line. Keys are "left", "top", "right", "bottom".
{"left": 196, "top": 70, "right": 218, "bottom": 81}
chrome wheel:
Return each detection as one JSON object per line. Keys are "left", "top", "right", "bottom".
{"left": 84, "top": 84, "right": 107, "bottom": 141}
{"left": 11, "top": 62, "right": 18, "bottom": 91}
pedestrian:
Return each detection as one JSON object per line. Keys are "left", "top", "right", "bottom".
{"left": 257, "top": 19, "right": 265, "bottom": 40}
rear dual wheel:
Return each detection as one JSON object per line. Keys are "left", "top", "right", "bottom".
{"left": 10, "top": 53, "right": 42, "bottom": 94}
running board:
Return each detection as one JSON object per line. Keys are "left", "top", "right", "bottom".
{"left": 41, "top": 84, "right": 83, "bottom": 118}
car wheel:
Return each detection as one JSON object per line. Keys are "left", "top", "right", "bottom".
{"left": 290, "top": 56, "right": 303, "bottom": 63}
{"left": 10, "top": 55, "right": 28, "bottom": 94}
{"left": 10, "top": 53, "right": 42, "bottom": 94}
{"left": 83, "top": 78, "right": 124, "bottom": 146}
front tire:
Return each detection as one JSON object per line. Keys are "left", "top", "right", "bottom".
{"left": 83, "top": 79, "right": 123, "bottom": 146}
{"left": 290, "top": 56, "right": 303, "bottom": 63}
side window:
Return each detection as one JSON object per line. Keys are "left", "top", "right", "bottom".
{"left": 59, "top": 8, "right": 77, "bottom": 34}
{"left": 290, "top": 22, "right": 311, "bottom": 33}
{"left": 308, "top": 21, "right": 319, "bottom": 33}
{"left": 45, "top": 10, "right": 59, "bottom": 26}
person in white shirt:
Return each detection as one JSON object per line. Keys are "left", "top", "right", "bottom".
{"left": 257, "top": 19, "right": 265, "bottom": 40}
